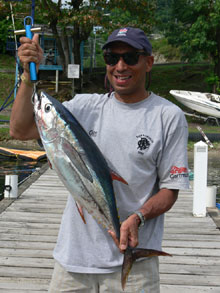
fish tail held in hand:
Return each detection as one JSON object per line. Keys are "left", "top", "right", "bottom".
{"left": 121, "top": 247, "right": 171, "bottom": 290}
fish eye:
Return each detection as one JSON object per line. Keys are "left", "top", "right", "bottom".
{"left": 44, "top": 103, "right": 52, "bottom": 113}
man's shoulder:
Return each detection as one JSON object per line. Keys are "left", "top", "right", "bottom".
{"left": 151, "top": 92, "right": 184, "bottom": 114}
{"left": 150, "top": 92, "right": 187, "bottom": 128}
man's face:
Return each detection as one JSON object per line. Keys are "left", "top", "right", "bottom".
{"left": 105, "top": 42, "right": 153, "bottom": 103}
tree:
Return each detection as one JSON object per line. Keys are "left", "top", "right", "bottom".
{"left": 1, "top": 0, "right": 156, "bottom": 92}
{"left": 37, "top": 0, "right": 156, "bottom": 92}
{"left": 155, "top": 0, "right": 173, "bottom": 32}
{"left": 0, "top": 0, "right": 36, "bottom": 53}
{"left": 165, "top": 0, "right": 220, "bottom": 92}
{"left": 0, "top": 2, "right": 14, "bottom": 53}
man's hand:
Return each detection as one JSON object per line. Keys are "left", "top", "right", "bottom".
{"left": 18, "top": 34, "right": 43, "bottom": 76}
{"left": 108, "top": 189, "right": 178, "bottom": 253}
{"left": 108, "top": 213, "right": 140, "bottom": 253}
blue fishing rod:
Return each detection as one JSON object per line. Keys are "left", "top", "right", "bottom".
{"left": 24, "top": 16, "right": 37, "bottom": 82}
{"left": 14, "top": 18, "right": 41, "bottom": 86}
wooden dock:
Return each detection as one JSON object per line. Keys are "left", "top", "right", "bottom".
{"left": 0, "top": 166, "right": 220, "bottom": 292}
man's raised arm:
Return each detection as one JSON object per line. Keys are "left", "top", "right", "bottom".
{"left": 10, "top": 34, "right": 43, "bottom": 140}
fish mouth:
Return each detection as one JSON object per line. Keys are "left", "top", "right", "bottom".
{"left": 32, "top": 92, "right": 42, "bottom": 113}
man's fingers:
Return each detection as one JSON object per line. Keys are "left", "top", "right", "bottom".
{"left": 119, "top": 224, "right": 129, "bottom": 251}
{"left": 18, "top": 34, "right": 43, "bottom": 71}
{"left": 119, "top": 215, "right": 140, "bottom": 251}
{"left": 32, "top": 33, "right": 39, "bottom": 43}
{"left": 108, "top": 230, "right": 126, "bottom": 254}
{"left": 108, "top": 230, "right": 120, "bottom": 247}
{"left": 128, "top": 227, "right": 139, "bottom": 248}
{"left": 19, "top": 36, "right": 33, "bottom": 44}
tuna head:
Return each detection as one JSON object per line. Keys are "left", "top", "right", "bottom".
{"left": 33, "top": 91, "right": 61, "bottom": 143}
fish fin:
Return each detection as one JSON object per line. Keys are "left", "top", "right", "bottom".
{"left": 75, "top": 201, "right": 86, "bottom": 224}
{"left": 121, "top": 247, "right": 171, "bottom": 290}
{"left": 110, "top": 169, "right": 128, "bottom": 185}
{"left": 61, "top": 137, "right": 93, "bottom": 183}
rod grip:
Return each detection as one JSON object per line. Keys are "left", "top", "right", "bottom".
{"left": 25, "top": 24, "right": 37, "bottom": 82}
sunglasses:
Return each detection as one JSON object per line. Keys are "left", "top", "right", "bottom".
{"left": 103, "top": 51, "right": 149, "bottom": 66}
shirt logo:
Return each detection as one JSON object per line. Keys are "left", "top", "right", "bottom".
{"left": 89, "top": 130, "right": 97, "bottom": 137}
{"left": 136, "top": 134, "right": 153, "bottom": 155}
{"left": 170, "top": 166, "right": 188, "bottom": 179}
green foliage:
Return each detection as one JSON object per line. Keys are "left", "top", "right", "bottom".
{"left": 0, "top": 0, "right": 34, "bottom": 53}
{"left": 104, "top": 1, "right": 156, "bottom": 32}
{"left": 150, "top": 63, "right": 211, "bottom": 103}
{"left": 151, "top": 38, "right": 181, "bottom": 61}
{"left": 155, "top": 0, "right": 174, "bottom": 31}
{"left": 0, "top": 2, "right": 11, "bottom": 53}
{"left": 0, "top": 19, "right": 10, "bottom": 53}
{"left": 205, "top": 74, "right": 220, "bottom": 94}
{"left": 163, "top": 0, "right": 220, "bottom": 92}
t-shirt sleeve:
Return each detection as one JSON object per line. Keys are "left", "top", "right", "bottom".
{"left": 157, "top": 109, "right": 189, "bottom": 190}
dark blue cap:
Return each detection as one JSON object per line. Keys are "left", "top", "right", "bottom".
{"left": 102, "top": 27, "right": 152, "bottom": 55}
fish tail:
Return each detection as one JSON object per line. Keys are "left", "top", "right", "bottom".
{"left": 121, "top": 247, "right": 171, "bottom": 290}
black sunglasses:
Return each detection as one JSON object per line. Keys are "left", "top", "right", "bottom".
{"left": 103, "top": 51, "right": 149, "bottom": 66}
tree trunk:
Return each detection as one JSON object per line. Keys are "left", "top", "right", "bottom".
{"left": 62, "top": 29, "right": 71, "bottom": 77}
{"left": 214, "top": 28, "right": 220, "bottom": 93}
{"left": 50, "top": 21, "right": 67, "bottom": 77}
{"left": 72, "top": 26, "right": 82, "bottom": 93}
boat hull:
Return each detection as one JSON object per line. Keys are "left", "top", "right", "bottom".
{"left": 170, "top": 90, "right": 220, "bottom": 118}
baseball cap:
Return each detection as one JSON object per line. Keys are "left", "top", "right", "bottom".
{"left": 102, "top": 27, "right": 152, "bottom": 55}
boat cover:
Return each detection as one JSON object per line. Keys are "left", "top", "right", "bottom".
{"left": 0, "top": 146, "right": 46, "bottom": 161}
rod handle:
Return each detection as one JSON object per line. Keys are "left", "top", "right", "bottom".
{"left": 24, "top": 16, "right": 37, "bottom": 82}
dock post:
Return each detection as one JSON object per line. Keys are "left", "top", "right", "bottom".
{"left": 193, "top": 141, "right": 208, "bottom": 217}
{"left": 206, "top": 185, "right": 216, "bottom": 208}
{"left": 4, "top": 175, "right": 18, "bottom": 199}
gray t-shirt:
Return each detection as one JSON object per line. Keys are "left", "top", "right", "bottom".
{"left": 53, "top": 92, "right": 189, "bottom": 273}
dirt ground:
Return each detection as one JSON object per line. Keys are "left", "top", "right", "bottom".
{"left": 0, "top": 138, "right": 41, "bottom": 150}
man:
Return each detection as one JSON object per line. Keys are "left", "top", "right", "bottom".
{"left": 10, "top": 27, "right": 189, "bottom": 292}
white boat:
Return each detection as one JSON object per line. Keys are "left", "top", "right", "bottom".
{"left": 170, "top": 90, "right": 220, "bottom": 119}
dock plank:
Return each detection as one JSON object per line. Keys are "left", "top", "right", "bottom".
{"left": 0, "top": 168, "right": 220, "bottom": 292}
{"left": 0, "top": 277, "right": 49, "bottom": 291}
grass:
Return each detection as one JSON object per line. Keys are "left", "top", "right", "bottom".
{"left": 0, "top": 54, "right": 16, "bottom": 69}
{"left": 150, "top": 63, "right": 212, "bottom": 101}
{"left": 0, "top": 72, "right": 15, "bottom": 112}
{"left": 0, "top": 54, "right": 16, "bottom": 141}
{"left": 188, "top": 123, "right": 220, "bottom": 133}
{"left": 187, "top": 141, "right": 220, "bottom": 151}
{"left": 0, "top": 127, "right": 10, "bottom": 140}
{"left": 0, "top": 114, "right": 10, "bottom": 121}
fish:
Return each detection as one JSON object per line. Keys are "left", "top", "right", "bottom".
{"left": 33, "top": 91, "right": 171, "bottom": 290}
